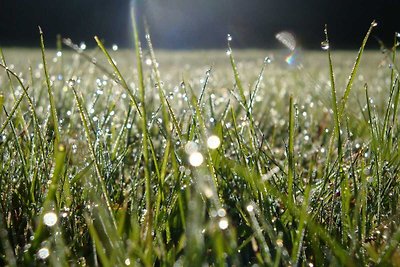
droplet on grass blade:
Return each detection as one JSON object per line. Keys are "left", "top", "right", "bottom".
{"left": 68, "top": 79, "right": 76, "bottom": 87}
{"left": 246, "top": 204, "right": 254, "bottom": 212}
{"left": 218, "top": 218, "right": 229, "bottom": 230}
{"left": 37, "top": 247, "right": 50, "bottom": 259}
{"left": 112, "top": 44, "right": 119, "bottom": 51}
{"left": 371, "top": 20, "right": 378, "bottom": 27}
{"left": 321, "top": 41, "right": 330, "bottom": 50}
{"left": 79, "top": 42, "right": 87, "bottom": 50}
{"left": 43, "top": 212, "right": 58, "bottom": 227}
{"left": 227, "top": 34, "right": 232, "bottom": 42}
{"left": 207, "top": 135, "right": 221, "bottom": 149}
{"left": 217, "top": 208, "right": 226, "bottom": 217}
{"left": 189, "top": 152, "right": 204, "bottom": 167}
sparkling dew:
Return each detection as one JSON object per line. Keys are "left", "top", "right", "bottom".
{"left": 43, "top": 212, "right": 58, "bottom": 227}
{"left": 207, "top": 135, "right": 221, "bottom": 149}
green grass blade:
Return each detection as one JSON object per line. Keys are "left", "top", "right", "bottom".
{"left": 338, "top": 21, "right": 377, "bottom": 118}
{"left": 94, "top": 36, "right": 142, "bottom": 117}
{"left": 39, "top": 27, "right": 60, "bottom": 142}
{"left": 287, "top": 95, "right": 295, "bottom": 205}
{"left": 70, "top": 83, "right": 117, "bottom": 229}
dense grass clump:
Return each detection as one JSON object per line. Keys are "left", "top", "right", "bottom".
{"left": 1, "top": 12, "right": 400, "bottom": 266}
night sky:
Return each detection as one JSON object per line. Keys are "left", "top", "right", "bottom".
{"left": 1, "top": 0, "right": 399, "bottom": 50}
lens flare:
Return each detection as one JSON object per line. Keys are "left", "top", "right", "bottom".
{"left": 275, "top": 31, "right": 296, "bottom": 51}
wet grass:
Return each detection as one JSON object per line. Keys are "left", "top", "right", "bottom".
{"left": 1, "top": 14, "right": 400, "bottom": 266}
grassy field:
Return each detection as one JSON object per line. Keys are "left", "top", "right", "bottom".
{"left": 1, "top": 20, "right": 400, "bottom": 266}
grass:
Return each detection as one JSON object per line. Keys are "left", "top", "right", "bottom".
{"left": 1, "top": 8, "right": 400, "bottom": 266}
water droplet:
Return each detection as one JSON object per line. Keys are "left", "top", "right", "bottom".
{"left": 227, "top": 34, "right": 232, "bottom": 42}
{"left": 145, "top": 58, "right": 152, "bottom": 66}
{"left": 321, "top": 41, "right": 330, "bottom": 50}
{"left": 79, "top": 42, "right": 87, "bottom": 50}
{"left": 68, "top": 79, "right": 76, "bottom": 87}
{"left": 217, "top": 208, "right": 226, "bottom": 217}
{"left": 207, "top": 135, "right": 221, "bottom": 149}
{"left": 189, "top": 152, "right": 204, "bottom": 167}
{"left": 226, "top": 49, "right": 232, "bottom": 56}
{"left": 218, "top": 218, "right": 229, "bottom": 230}
{"left": 43, "top": 212, "right": 58, "bottom": 227}
{"left": 125, "top": 258, "right": 131, "bottom": 266}
{"left": 264, "top": 57, "right": 272, "bottom": 64}
{"left": 396, "top": 32, "right": 400, "bottom": 38}
{"left": 112, "top": 44, "right": 119, "bottom": 51}
{"left": 246, "top": 204, "right": 254, "bottom": 212}
{"left": 58, "top": 144, "right": 66, "bottom": 152}
{"left": 185, "top": 141, "right": 198, "bottom": 154}
{"left": 56, "top": 51, "right": 62, "bottom": 57}
{"left": 179, "top": 166, "right": 186, "bottom": 173}
{"left": 203, "top": 186, "right": 213, "bottom": 198}
{"left": 371, "top": 20, "right": 378, "bottom": 27}
{"left": 37, "top": 247, "right": 50, "bottom": 259}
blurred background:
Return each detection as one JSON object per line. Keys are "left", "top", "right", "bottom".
{"left": 0, "top": 0, "right": 399, "bottom": 49}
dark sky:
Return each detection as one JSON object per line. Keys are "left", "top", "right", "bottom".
{"left": 1, "top": 0, "right": 399, "bottom": 49}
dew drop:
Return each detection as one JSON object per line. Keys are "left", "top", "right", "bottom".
{"left": 218, "top": 218, "right": 229, "bottom": 230}
{"left": 58, "top": 144, "right": 66, "bottom": 152}
{"left": 371, "top": 20, "right": 378, "bottom": 27}
{"left": 246, "top": 204, "right": 254, "bottom": 212}
{"left": 79, "top": 42, "right": 87, "bottom": 50}
{"left": 185, "top": 141, "right": 198, "bottom": 154}
{"left": 321, "top": 41, "right": 330, "bottom": 50}
{"left": 37, "top": 247, "right": 50, "bottom": 259}
{"left": 189, "top": 152, "right": 204, "bottom": 167}
{"left": 396, "top": 32, "right": 400, "bottom": 38}
{"left": 125, "top": 258, "right": 131, "bottom": 266}
{"left": 43, "top": 212, "right": 58, "bottom": 227}
{"left": 68, "top": 79, "right": 76, "bottom": 87}
{"left": 112, "top": 44, "right": 119, "bottom": 51}
{"left": 217, "top": 208, "right": 226, "bottom": 217}
{"left": 226, "top": 49, "right": 232, "bottom": 56}
{"left": 145, "top": 58, "right": 152, "bottom": 66}
{"left": 227, "top": 34, "right": 232, "bottom": 42}
{"left": 203, "top": 186, "right": 213, "bottom": 198}
{"left": 264, "top": 57, "right": 272, "bottom": 64}
{"left": 56, "top": 51, "right": 62, "bottom": 57}
{"left": 207, "top": 135, "right": 221, "bottom": 149}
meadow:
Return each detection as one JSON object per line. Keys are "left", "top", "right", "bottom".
{"left": 0, "top": 19, "right": 400, "bottom": 266}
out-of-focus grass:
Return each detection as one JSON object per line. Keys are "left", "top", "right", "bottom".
{"left": 0, "top": 16, "right": 400, "bottom": 266}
